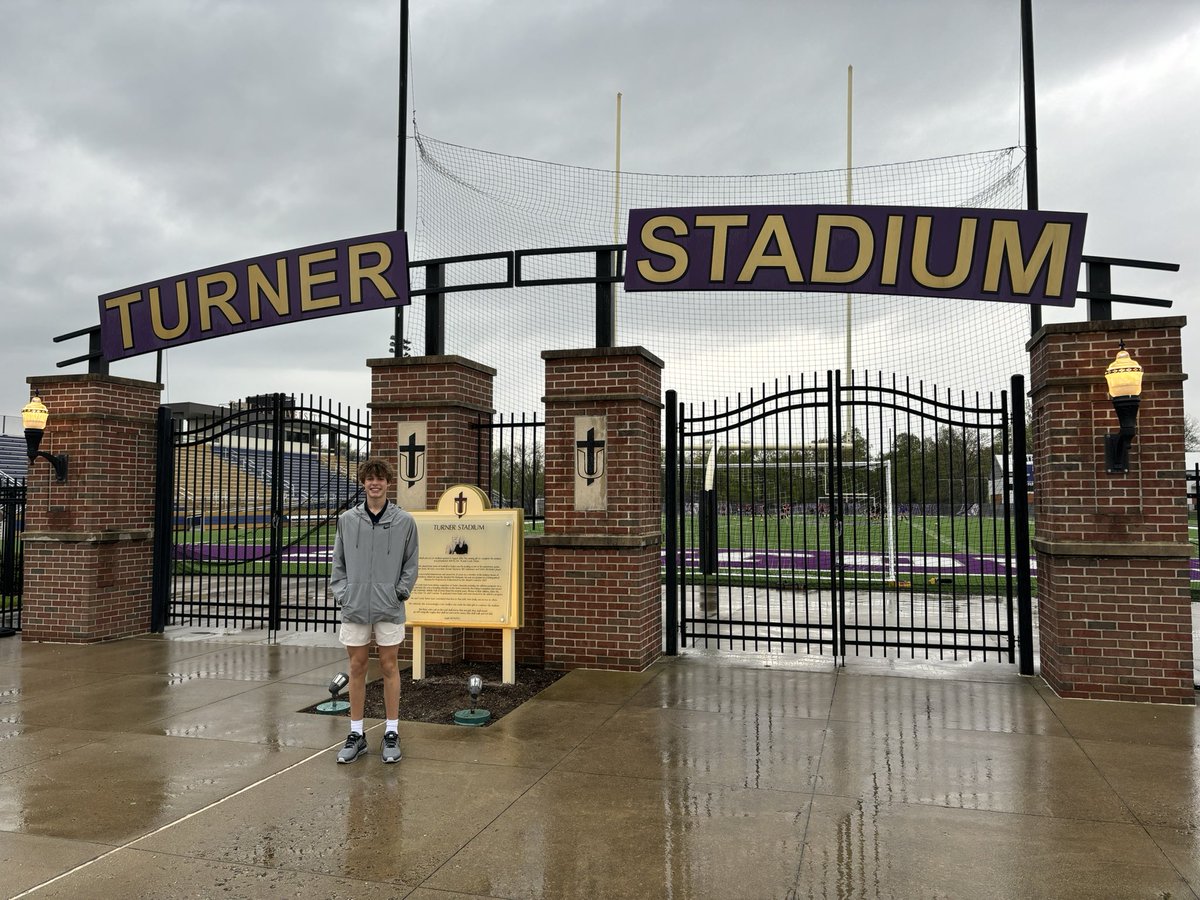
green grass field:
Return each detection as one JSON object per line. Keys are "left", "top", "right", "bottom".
{"left": 676, "top": 512, "right": 1029, "bottom": 555}
{"left": 89, "top": 508, "right": 1200, "bottom": 601}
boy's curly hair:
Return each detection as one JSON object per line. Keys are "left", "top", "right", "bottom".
{"left": 357, "top": 457, "right": 396, "bottom": 484}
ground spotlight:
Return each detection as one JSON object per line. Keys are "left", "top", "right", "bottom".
{"left": 315, "top": 671, "right": 351, "bottom": 714}
{"left": 454, "top": 673, "right": 491, "bottom": 726}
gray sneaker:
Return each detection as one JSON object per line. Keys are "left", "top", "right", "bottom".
{"left": 381, "top": 730, "right": 402, "bottom": 763}
{"left": 337, "top": 732, "right": 367, "bottom": 764}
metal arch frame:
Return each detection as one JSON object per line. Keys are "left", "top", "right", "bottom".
{"left": 52, "top": 245, "right": 626, "bottom": 372}
{"left": 51, "top": 244, "right": 1173, "bottom": 373}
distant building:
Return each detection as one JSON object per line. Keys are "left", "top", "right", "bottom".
{"left": 0, "top": 435, "right": 27, "bottom": 485}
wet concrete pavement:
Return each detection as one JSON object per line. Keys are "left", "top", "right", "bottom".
{"left": 1, "top": 632, "right": 1198, "bottom": 899}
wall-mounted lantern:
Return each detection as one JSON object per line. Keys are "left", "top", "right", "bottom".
{"left": 1103, "top": 344, "right": 1144, "bottom": 474}
{"left": 21, "top": 396, "right": 68, "bottom": 482}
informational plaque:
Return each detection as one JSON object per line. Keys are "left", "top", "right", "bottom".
{"left": 407, "top": 485, "right": 523, "bottom": 627}
{"left": 407, "top": 485, "right": 524, "bottom": 683}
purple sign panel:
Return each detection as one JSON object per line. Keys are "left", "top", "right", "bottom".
{"left": 624, "top": 205, "right": 1087, "bottom": 306}
{"left": 99, "top": 230, "right": 410, "bottom": 361}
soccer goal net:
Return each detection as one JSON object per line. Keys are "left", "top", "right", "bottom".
{"left": 684, "top": 444, "right": 900, "bottom": 581}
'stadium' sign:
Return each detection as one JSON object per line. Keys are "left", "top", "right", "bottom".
{"left": 624, "top": 206, "right": 1087, "bottom": 307}
{"left": 98, "top": 230, "right": 410, "bottom": 361}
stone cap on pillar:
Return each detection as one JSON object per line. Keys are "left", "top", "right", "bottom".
{"left": 367, "top": 354, "right": 497, "bottom": 376}
{"left": 1025, "top": 316, "right": 1187, "bottom": 353}
{"left": 1026, "top": 315, "right": 1188, "bottom": 397}
{"left": 542, "top": 346, "right": 664, "bottom": 407}
{"left": 28, "top": 373, "right": 163, "bottom": 393}
{"left": 368, "top": 355, "right": 496, "bottom": 415}
{"left": 541, "top": 346, "right": 664, "bottom": 368}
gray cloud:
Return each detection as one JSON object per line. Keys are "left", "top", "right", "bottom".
{"left": 2, "top": 0, "right": 1196, "bottom": 429}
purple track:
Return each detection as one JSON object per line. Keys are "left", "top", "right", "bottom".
{"left": 174, "top": 544, "right": 1200, "bottom": 580}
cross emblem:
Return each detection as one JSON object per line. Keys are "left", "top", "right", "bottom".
{"left": 399, "top": 431, "right": 426, "bottom": 486}
{"left": 575, "top": 427, "right": 606, "bottom": 486}
{"left": 454, "top": 490, "right": 468, "bottom": 518}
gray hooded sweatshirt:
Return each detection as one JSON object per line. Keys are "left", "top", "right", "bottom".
{"left": 329, "top": 501, "right": 419, "bottom": 625}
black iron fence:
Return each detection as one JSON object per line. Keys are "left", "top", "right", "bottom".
{"left": 1189, "top": 463, "right": 1199, "bottom": 594}
{"left": 150, "top": 398, "right": 550, "bottom": 636}
{"left": 1, "top": 483, "right": 25, "bottom": 632}
{"left": 666, "top": 372, "right": 1033, "bottom": 669}
{"left": 152, "top": 394, "right": 370, "bottom": 634}
{"left": 473, "top": 413, "right": 545, "bottom": 530}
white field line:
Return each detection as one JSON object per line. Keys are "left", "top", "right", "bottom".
{"left": 906, "top": 515, "right": 964, "bottom": 554}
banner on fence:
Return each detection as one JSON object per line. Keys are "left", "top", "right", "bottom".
{"left": 99, "top": 230, "right": 410, "bottom": 361}
{"left": 624, "top": 205, "right": 1086, "bottom": 306}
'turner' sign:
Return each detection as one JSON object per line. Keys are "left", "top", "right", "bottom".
{"left": 624, "top": 206, "right": 1086, "bottom": 306}
{"left": 99, "top": 230, "right": 410, "bottom": 361}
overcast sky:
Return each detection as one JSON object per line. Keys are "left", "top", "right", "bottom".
{"left": 2, "top": 0, "right": 1197, "bottom": 432}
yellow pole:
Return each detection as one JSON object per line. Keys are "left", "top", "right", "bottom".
{"left": 845, "top": 65, "right": 855, "bottom": 446}
{"left": 845, "top": 65, "right": 853, "bottom": 384}
{"left": 614, "top": 91, "right": 623, "bottom": 244}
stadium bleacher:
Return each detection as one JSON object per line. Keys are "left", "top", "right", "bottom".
{"left": 212, "top": 446, "right": 360, "bottom": 508}
{"left": 1, "top": 431, "right": 360, "bottom": 501}
{"left": 0, "top": 435, "right": 28, "bottom": 485}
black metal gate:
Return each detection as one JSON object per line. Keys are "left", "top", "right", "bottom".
{"left": 665, "top": 372, "right": 1033, "bottom": 671}
{"left": 151, "top": 394, "right": 370, "bottom": 635}
{"left": 1, "top": 482, "right": 25, "bottom": 633}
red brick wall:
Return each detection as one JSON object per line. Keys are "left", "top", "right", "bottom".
{"left": 1037, "top": 555, "right": 1193, "bottom": 702}
{"left": 542, "top": 349, "right": 663, "bottom": 535}
{"left": 543, "top": 545, "right": 661, "bottom": 671}
{"left": 368, "top": 349, "right": 665, "bottom": 674}
{"left": 21, "top": 375, "right": 161, "bottom": 642}
{"left": 1028, "top": 317, "right": 1193, "bottom": 703}
{"left": 370, "top": 356, "right": 494, "bottom": 664}
{"left": 22, "top": 540, "right": 152, "bottom": 641}
{"left": 540, "top": 347, "right": 664, "bottom": 672}
{"left": 368, "top": 355, "right": 496, "bottom": 505}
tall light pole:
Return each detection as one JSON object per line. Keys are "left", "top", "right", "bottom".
{"left": 393, "top": 0, "right": 410, "bottom": 357}
{"left": 1021, "top": 0, "right": 1041, "bottom": 336}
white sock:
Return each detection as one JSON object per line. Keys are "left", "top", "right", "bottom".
{"left": 350, "top": 719, "right": 364, "bottom": 736}
{"left": 386, "top": 719, "right": 399, "bottom": 734}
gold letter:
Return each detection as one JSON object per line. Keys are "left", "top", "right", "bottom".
{"left": 149, "top": 285, "right": 189, "bottom": 340}
{"left": 197, "top": 272, "right": 243, "bottom": 331}
{"left": 299, "top": 249, "right": 340, "bottom": 310}
{"left": 881, "top": 216, "right": 904, "bottom": 285}
{"left": 248, "top": 260, "right": 289, "bottom": 320}
{"left": 695, "top": 214, "right": 749, "bottom": 282}
{"left": 811, "top": 215, "right": 873, "bottom": 284}
{"left": 103, "top": 292, "right": 142, "bottom": 350}
{"left": 911, "top": 216, "right": 977, "bottom": 289}
{"left": 349, "top": 242, "right": 397, "bottom": 303}
{"left": 983, "top": 220, "right": 1072, "bottom": 297}
{"left": 636, "top": 216, "right": 689, "bottom": 283}
{"left": 737, "top": 215, "right": 804, "bottom": 283}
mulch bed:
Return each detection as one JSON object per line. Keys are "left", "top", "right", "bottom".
{"left": 300, "top": 660, "right": 565, "bottom": 726}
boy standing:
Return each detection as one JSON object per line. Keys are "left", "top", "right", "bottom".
{"left": 329, "top": 457, "right": 419, "bottom": 763}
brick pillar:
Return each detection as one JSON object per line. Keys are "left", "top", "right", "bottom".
{"left": 21, "top": 375, "right": 161, "bottom": 642}
{"left": 368, "top": 355, "right": 495, "bottom": 663}
{"left": 1028, "top": 316, "right": 1193, "bottom": 704}
{"left": 539, "top": 347, "right": 663, "bottom": 671}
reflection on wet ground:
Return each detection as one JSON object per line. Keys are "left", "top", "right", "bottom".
{"left": 0, "top": 632, "right": 1197, "bottom": 899}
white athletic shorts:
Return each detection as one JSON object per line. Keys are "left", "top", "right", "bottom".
{"left": 339, "top": 621, "right": 406, "bottom": 647}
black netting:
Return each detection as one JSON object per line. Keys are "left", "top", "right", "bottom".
{"left": 412, "top": 132, "right": 1028, "bottom": 413}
